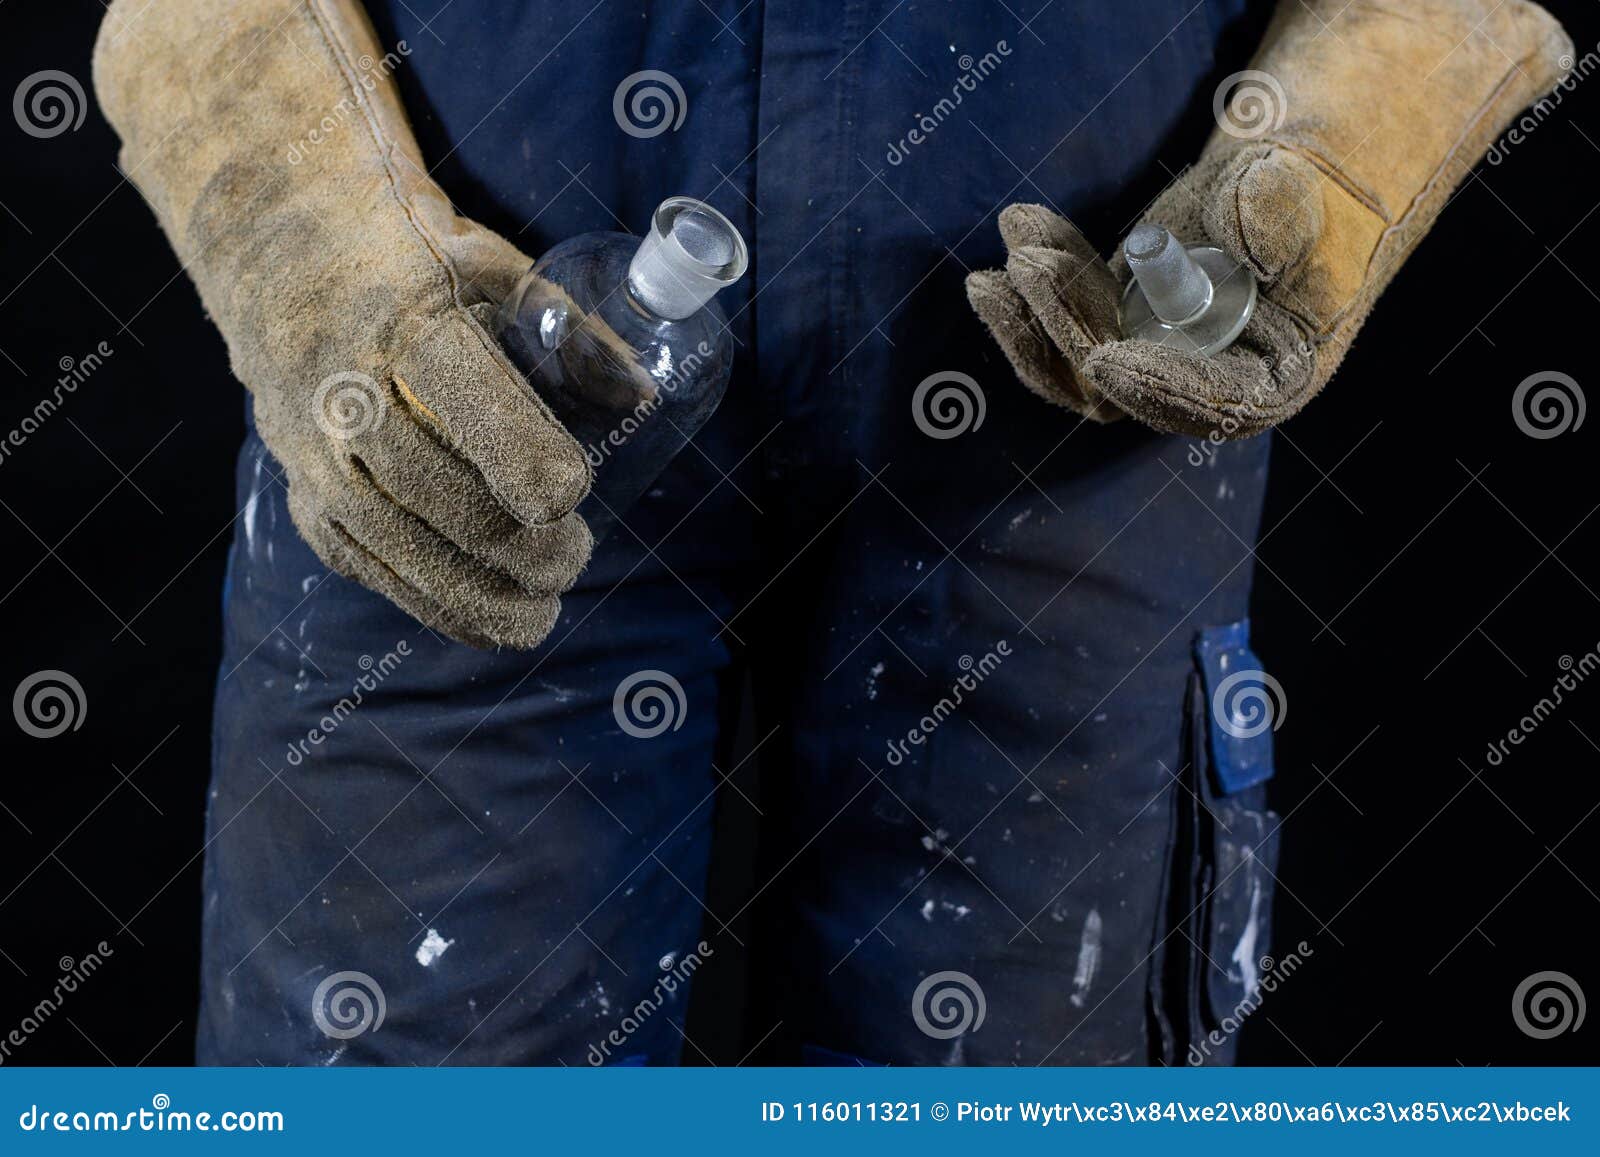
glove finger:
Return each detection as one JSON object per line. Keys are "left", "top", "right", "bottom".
{"left": 1202, "top": 144, "right": 1325, "bottom": 285}
{"left": 1081, "top": 297, "right": 1315, "bottom": 437}
{"left": 431, "top": 216, "right": 536, "bottom": 309}
{"left": 999, "top": 203, "right": 1124, "bottom": 311}
{"left": 289, "top": 473, "right": 563, "bottom": 650}
{"left": 966, "top": 268, "right": 1092, "bottom": 414}
{"left": 998, "top": 202, "right": 1096, "bottom": 255}
{"left": 387, "top": 313, "right": 590, "bottom": 528}
{"left": 350, "top": 411, "right": 592, "bottom": 595}
{"left": 998, "top": 203, "right": 1125, "bottom": 345}
{"left": 1006, "top": 243, "right": 1123, "bottom": 362}
{"left": 296, "top": 507, "right": 486, "bottom": 646}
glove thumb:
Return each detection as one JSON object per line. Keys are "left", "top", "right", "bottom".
{"left": 1202, "top": 144, "right": 1325, "bottom": 284}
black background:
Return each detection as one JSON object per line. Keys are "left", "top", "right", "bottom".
{"left": 2, "top": 1, "right": 1596, "bottom": 1066}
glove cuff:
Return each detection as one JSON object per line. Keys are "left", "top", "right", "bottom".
{"left": 1201, "top": 0, "right": 1571, "bottom": 340}
{"left": 92, "top": 0, "right": 531, "bottom": 392}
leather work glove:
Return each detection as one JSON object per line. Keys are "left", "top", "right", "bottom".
{"left": 968, "top": 0, "right": 1572, "bottom": 438}
{"left": 93, "top": 0, "right": 592, "bottom": 648}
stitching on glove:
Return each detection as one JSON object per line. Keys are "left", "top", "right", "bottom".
{"left": 304, "top": 0, "right": 570, "bottom": 456}
{"left": 1241, "top": 142, "right": 1386, "bottom": 336}
{"left": 1275, "top": 142, "right": 1389, "bottom": 223}
{"left": 301, "top": 3, "right": 444, "bottom": 286}
{"left": 1369, "top": 59, "right": 1528, "bottom": 280}
{"left": 303, "top": 1, "right": 498, "bottom": 334}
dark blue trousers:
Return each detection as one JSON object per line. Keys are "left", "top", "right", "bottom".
{"left": 198, "top": 0, "right": 1281, "bottom": 1066}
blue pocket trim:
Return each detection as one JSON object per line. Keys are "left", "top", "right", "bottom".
{"left": 1193, "top": 618, "right": 1276, "bottom": 795}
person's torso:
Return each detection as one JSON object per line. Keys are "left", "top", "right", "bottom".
{"left": 369, "top": 1, "right": 1267, "bottom": 482}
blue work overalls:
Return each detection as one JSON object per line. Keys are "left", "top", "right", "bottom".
{"left": 199, "top": 0, "right": 1283, "bottom": 1066}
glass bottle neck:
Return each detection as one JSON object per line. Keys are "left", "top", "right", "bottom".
{"left": 625, "top": 197, "right": 747, "bottom": 321}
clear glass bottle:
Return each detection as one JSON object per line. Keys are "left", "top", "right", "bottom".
{"left": 1119, "top": 224, "right": 1255, "bottom": 357}
{"left": 496, "top": 197, "right": 748, "bottom": 542}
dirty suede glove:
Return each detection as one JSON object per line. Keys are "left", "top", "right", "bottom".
{"left": 92, "top": 0, "right": 591, "bottom": 648}
{"left": 968, "top": 0, "right": 1572, "bottom": 438}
